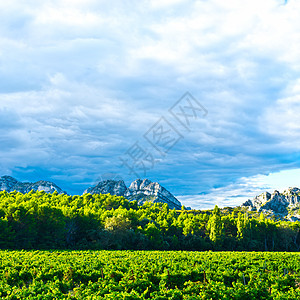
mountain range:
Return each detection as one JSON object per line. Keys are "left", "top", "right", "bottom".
{"left": 0, "top": 176, "right": 182, "bottom": 210}
{"left": 2, "top": 175, "right": 300, "bottom": 219}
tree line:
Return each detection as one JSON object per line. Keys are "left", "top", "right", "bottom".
{"left": 0, "top": 190, "right": 299, "bottom": 251}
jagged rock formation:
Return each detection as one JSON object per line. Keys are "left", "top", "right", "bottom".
{"left": 125, "top": 179, "right": 182, "bottom": 210}
{"left": 0, "top": 176, "right": 66, "bottom": 194}
{"left": 0, "top": 175, "right": 18, "bottom": 192}
{"left": 83, "top": 180, "right": 127, "bottom": 196}
{"left": 84, "top": 178, "right": 182, "bottom": 210}
{"left": 242, "top": 187, "right": 300, "bottom": 220}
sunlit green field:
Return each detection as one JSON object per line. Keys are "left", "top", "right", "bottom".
{"left": 0, "top": 250, "right": 300, "bottom": 299}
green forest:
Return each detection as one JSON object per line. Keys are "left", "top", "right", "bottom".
{"left": 0, "top": 191, "right": 299, "bottom": 251}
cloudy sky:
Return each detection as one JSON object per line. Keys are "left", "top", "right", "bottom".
{"left": 1, "top": 0, "right": 300, "bottom": 209}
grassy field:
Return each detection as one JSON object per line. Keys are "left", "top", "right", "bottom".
{"left": 0, "top": 250, "right": 300, "bottom": 299}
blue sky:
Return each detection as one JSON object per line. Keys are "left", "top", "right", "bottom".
{"left": 1, "top": 0, "right": 300, "bottom": 209}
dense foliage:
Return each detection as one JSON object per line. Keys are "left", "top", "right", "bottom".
{"left": 0, "top": 191, "right": 300, "bottom": 251}
{"left": 1, "top": 250, "right": 300, "bottom": 299}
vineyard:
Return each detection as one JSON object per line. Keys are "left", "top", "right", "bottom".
{"left": 0, "top": 250, "right": 300, "bottom": 299}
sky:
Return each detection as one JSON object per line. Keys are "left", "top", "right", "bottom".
{"left": 0, "top": 0, "right": 300, "bottom": 209}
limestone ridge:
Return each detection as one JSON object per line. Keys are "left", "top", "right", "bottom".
{"left": 242, "top": 187, "right": 300, "bottom": 220}
{"left": 83, "top": 180, "right": 127, "bottom": 196}
{"left": 84, "top": 178, "right": 182, "bottom": 210}
{"left": 0, "top": 176, "right": 66, "bottom": 194}
{"left": 125, "top": 179, "right": 182, "bottom": 210}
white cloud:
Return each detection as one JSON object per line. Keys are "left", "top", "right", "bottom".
{"left": 179, "top": 168, "right": 300, "bottom": 210}
{"left": 261, "top": 78, "right": 300, "bottom": 148}
{"left": 0, "top": 0, "right": 300, "bottom": 196}
{"left": 150, "top": 0, "right": 185, "bottom": 9}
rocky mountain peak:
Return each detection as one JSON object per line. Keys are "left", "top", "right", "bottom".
{"left": 242, "top": 187, "right": 300, "bottom": 219}
{"left": 83, "top": 178, "right": 182, "bottom": 210}
{"left": 0, "top": 176, "right": 18, "bottom": 191}
{"left": 124, "top": 179, "right": 182, "bottom": 210}
{"left": 83, "top": 179, "right": 127, "bottom": 196}
{"left": 0, "top": 176, "right": 66, "bottom": 194}
{"left": 284, "top": 187, "right": 300, "bottom": 197}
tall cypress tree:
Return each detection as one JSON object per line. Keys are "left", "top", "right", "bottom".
{"left": 208, "top": 205, "right": 222, "bottom": 243}
{"left": 237, "top": 212, "right": 243, "bottom": 239}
